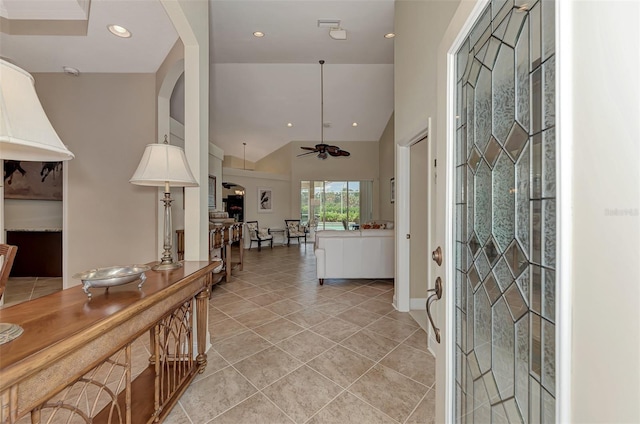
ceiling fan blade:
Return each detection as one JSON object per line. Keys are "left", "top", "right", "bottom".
{"left": 339, "top": 150, "right": 351, "bottom": 156}
{"left": 297, "top": 151, "right": 318, "bottom": 157}
{"left": 328, "top": 150, "right": 341, "bottom": 157}
{"left": 300, "top": 146, "right": 317, "bottom": 151}
{"left": 326, "top": 145, "right": 340, "bottom": 153}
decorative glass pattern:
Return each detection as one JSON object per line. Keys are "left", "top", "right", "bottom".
{"left": 454, "top": 1, "right": 556, "bottom": 422}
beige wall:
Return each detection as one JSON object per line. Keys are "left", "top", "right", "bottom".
{"left": 395, "top": 0, "right": 459, "bottom": 306}
{"left": 34, "top": 73, "right": 158, "bottom": 285}
{"left": 255, "top": 143, "right": 292, "bottom": 175}
{"left": 378, "top": 113, "right": 395, "bottom": 221}
{"left": 4, "top": 200, "right": 61, "bottom": 230}
{"left": 223, "top": 155, "right": 255, "bottom": 170}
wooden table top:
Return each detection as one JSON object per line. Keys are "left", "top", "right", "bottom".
{"left": 0, "top": 260, "right": 219, "bottom": 381}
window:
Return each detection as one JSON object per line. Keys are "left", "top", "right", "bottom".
{"left": 300, "top": 180, "right": 372, "bottom": 230}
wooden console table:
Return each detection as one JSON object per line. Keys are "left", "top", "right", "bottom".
{"left": 0, "top": 260, "right": 219, "bottom": 423}
{"left": 176, "top": 222, "right": 243, "bottom": 284}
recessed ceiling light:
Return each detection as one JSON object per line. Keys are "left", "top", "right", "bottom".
{"left": 287, "top": 123, "right": 293, "bottom": 127}
{"left": 108, "top": 24, "right": 131, "bottom": 38}
{"left": 384, "top": 33, "right": 395, "bottom": 39}
{"left": 253, "top": 31, "right": 265, "bottom": 37}
{"left": 352, "top": 122, "right": 358, "bottom": 127}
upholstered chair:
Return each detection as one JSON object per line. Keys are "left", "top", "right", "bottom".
{"left": 245, "top": 221, "right": 273, "bottom": 251}
{"left": 284, "top": 219, "right": 307, "bottom": 246}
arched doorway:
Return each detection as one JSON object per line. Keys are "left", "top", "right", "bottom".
{"left": 222, "top": 182, "right": 245, "bottom": 223}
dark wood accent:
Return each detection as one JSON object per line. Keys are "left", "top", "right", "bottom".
{"left": 6, "top": 231, "right": 62, "bottom": 277}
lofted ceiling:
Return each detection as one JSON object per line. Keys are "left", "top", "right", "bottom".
{"left": 0, "top": 0, "right": 394, "bottom": 163}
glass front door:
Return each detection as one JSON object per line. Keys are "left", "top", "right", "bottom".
{"left": 453, "top": 0, "right": 556, "bottom": 421}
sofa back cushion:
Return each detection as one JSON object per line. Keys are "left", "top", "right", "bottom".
{"left": 315, "top": 230, "right": 394, "bottom": 278}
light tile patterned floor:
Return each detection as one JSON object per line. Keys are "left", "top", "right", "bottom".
{"left": 1, "top": 244, "right": 436, "bottom": 423}
{"left": 1, "top": 276, "right": 62, "bottom": 308}
{"left": 169, "top": 245, "right": 436, "bottom": 424}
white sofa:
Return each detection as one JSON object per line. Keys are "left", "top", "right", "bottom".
{"left": 314, "top": 229, "right": 394, "bottom": 285}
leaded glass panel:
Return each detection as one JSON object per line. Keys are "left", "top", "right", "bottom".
{"left": 453, "top": 1, "right": 555, "bottom": 422}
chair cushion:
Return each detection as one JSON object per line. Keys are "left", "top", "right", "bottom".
{"left": 258, "top": 228, "right": 271, "bottom": 238}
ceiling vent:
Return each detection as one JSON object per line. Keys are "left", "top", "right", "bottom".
{"left": 317, "top": 19, "right": 347, "bottom": 40}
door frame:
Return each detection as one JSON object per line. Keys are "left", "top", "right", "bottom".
{"left": 439, "top": 1, "right": 491, "bottom": 420}
{"left": 394, "top": 121, "right": 429, "bottom": 313}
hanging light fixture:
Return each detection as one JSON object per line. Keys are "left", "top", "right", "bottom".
{"left": 297, "top": 60, "right": 350, "bottom": 160}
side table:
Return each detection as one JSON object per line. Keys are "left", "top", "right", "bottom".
{"left": 268, "top": 228, "right": 286, "bottom": 246}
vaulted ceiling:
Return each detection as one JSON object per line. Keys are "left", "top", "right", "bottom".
{"left": 0, "top": 0, "right": 394, "bottom": 162}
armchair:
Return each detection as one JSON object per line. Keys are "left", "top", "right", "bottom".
{"left": 0, "top": 244, "right": 17, "bottom": 302}
{"left": 245, "top": 221, "right": 273, "bottom": 251}
{"left": 284, "top": 219, "right": 308, "bottom": 246}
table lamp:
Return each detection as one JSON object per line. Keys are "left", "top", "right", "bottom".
{"left": 0, "top": 58, "right": 75, "bottom": 344}
{"left": 130, "top": 136, "right": 198, "bottom": 271}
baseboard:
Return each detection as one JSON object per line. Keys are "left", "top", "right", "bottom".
{"left": 410, "top": 297, "right": 428, "bottom": 311}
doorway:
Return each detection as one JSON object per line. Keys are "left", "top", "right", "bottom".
{"left": 222, "top": 182, "right": 245, "bottom": 222}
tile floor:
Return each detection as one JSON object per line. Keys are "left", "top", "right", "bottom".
{"left": 1, "top": 276, "right": 62, "bottom": 308}
{"left": 2, "top": 244, "right": 436, "bottom": 424}
{"left": 170, "top": 245, "right": 436, "bottom": 424}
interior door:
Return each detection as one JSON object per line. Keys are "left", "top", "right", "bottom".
{"left": 410, "top": 137, "right": 429, "bottom": 329}
{"left": 435, "top": 1, "right": 557, "bottom": 422}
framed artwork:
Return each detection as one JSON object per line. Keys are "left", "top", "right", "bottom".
{"left": 390, "top": 177, "right": 395, "bottom": 203}
{"left": 258, "top": 187, "right": 272, "bottom": 213}
{"left": 208, "top": 175, "right": 216, "bottom": 209}
{"left": 3, "top": 160, "right": 63, "bottom": 201}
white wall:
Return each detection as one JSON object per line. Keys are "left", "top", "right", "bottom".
{"left": 562, "top": 1, "right": 640, "bottom": 421}
{"left": 34, "top": 73, "right": 158, "bottom": 286}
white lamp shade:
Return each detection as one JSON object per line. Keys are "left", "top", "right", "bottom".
{"left": 0, "top": 59, "right": 74, "bottom": 161}
{"left": 130, "top": 143, "right": 198, "bottom": 188}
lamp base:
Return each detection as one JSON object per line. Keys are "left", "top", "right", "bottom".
{"left": 152, "top": 261, "right": 183, "bottom": 271}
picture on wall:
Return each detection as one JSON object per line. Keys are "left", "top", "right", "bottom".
{"left": 390, "top": 177, "right": 395, "bottom": 203}
{"left": 3, "top": 160, "right": 63, "bottom": 201}
{"left": 258, "top": 187, "right": 272, "bottom": 213}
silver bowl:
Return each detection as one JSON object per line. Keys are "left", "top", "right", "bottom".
{"left": 73, "top": 265, "right": 150, "bottom": 298}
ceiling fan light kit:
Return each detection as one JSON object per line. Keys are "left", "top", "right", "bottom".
{"left": 298, "top": 60, "right": 351, "bottom": 160}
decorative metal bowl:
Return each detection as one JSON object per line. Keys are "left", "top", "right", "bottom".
{"left": 73, "top": 265, "right": 150, "bottom": 298}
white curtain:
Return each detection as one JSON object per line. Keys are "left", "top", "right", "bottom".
{"left": 359, "top": 180, "right": 373, "bottom": 224}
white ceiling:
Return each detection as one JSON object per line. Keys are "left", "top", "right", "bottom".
{"left": 0, "top": 0, "right": 395, "bottom": 162}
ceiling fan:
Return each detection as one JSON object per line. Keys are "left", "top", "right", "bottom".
{"left": 298, "top": 60, "right": 351, "bottom": 160}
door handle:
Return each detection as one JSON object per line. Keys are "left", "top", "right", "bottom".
{"left": 426, "top": 277, "right": 443, "bottom": 343}
{"left": 432, "top": 246, "right": 442, "bottom": 266}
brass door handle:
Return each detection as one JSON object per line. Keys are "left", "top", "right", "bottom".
{"left": 426, "top": 277, "right": 443, "bottom": 343}
{"left": 432, "top": 246, "right": 442, "bottom": 266}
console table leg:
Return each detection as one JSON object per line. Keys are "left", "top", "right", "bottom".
{"left": 225, "top": 242, "right": 232, "bottom": 282}
{"left": 195, "top": 289, "right": 209, "bottom": 373}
